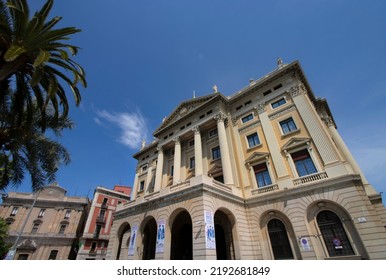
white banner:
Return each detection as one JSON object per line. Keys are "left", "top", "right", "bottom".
{"left": 204, "top": 210, "right": 215, "bottom": 249}
{"left": 128, "top": 225, "right": 138, "bottom": 256}
{"left": 156, "top": 220, "right": 166, "bottom": 253}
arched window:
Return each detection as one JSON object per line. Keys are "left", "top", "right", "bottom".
{"left": 268, "top": 219, "right": 294, "bottom": 259}
{"left": 317, "top": 210, "right": 354, "bottom": 257}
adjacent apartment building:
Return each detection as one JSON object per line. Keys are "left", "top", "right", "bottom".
{"left": 76, "top": 185, "right": 131, "bottom": 260}
{"left": 0, "top": 183, "right": 89, "bottom": 260}
{"left": 107, "top": 59, "right": 386, "bottom": 260}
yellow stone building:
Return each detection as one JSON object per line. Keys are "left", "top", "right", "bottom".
{"left": 0, "top": 183, "right": 89, "bottom": 260}
{"left": 107, "top": 60, "right": 386, "bottom": 260}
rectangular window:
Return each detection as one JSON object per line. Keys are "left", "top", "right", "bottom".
{"left": 10, "top": 207, "right": 18, "bottom": 216}
{"left": 189, "top": 157, "right": 195, "bottom": 169}
{"left": 247, "top": 132, "right": 260, "bottom": 148}
{"left": 291, "top": 149, "right": 317, "bottom": 177}
{"left": 280, "top": 117, "right": 297, "bottom": 134}
{"left": 48, "top": 250, "right": 58, "bottom": 260}
{"left": 31, "top": 223, "right": 40, "bottom": 233}
{"left": 38, "top": 209, "right": 46, "bottom": 218}
{"left": 59, "top": 224, "right": 67, "bottom": 234}
{"left": 212, "top": 146, "right": 221, "bottom": 160}
{"left": 241, "top": 113, "right": 253, "bottom": 123}
{"left": 271, "top": 98, "right": 286, "bottom": 109}
{"left": 90, "top": 242, "right": 97, "bottom": 252}
{"left": 254, "top": 163, "right": 272, "bottom": 188}
{"left": 94, "top": 224, "right": 102, "bottom": 238}
{"left": 64, "top": 210, "right": 71, "bottom": 219}
{"left": 170, "top": 166, "right": 174, "bottom": 177}
{"left": 209, "top": 129, "right": 218, "bottom": 137}
{"left": 139, "top": 181, "right": 145, "bottom": 192}
{"left": 273, "top": 83, "right": 283, "bottom": 90}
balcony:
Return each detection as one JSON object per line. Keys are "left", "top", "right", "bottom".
{"left": 96, "top": 215, "right": 105, "bottom": 224}
{"left": 252, "top": 184, "right": 279, "bottom": 195}
{"left": 293, "top": 171, "right": 328, "bottom": 186}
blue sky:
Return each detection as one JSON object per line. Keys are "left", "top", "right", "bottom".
{"left": 3, "top": 0, "right": 386, "bottom": 202}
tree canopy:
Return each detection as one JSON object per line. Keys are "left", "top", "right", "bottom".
{"left": 0, "top": 0, "right": 86, "bottom": 191}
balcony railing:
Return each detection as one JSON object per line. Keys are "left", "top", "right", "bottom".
{"left": 96, "top": 216, "right": 105, "bottom": 223}
{"left": 293, "top": 172, "right": 328, "bottom": 186}
{"left": 252, "top": 184, "right": 279, "bottom": 195}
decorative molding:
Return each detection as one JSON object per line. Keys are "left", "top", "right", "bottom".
{"left": 214, "top": 112, "right": 227, "bottom": 123}
{"left": 288, "top": 83, "right": 307, "bottom": 98}
{"left": 173, "top": 137, "right": 180, "bottom": 144}
{"left": 238, "top": 120, "right": 261, "bottom": 134}
{"left": 268, "top": 104, "right": 296, "bottom": 120}
{"left": 254, "top": 103, "right": 266, "bottom": 114}
{"left": 322, "top": 116, "right": 335, "bottom": 127}
{"left": 192, "top": 125, "right": 200, "bottom": 134}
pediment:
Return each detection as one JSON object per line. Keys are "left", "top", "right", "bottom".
{"left": 281, "top": 137, "right": 311, "bottom": 151}
{"left": 207, "top": 163, "right": 223, "bottom": 176}
{"left": 154, "top": 94, "right": 217, "bottom": 135}
{"left": 245, "top": 152, "right": 270, "bottom": 165}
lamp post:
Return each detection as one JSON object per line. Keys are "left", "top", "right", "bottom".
{"left": 5, "top": 188, "right": 42, "bottom": 260}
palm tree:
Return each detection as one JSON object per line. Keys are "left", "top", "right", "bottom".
{"left": 0, "top": 0, "right": 86, "bottom": 131}
{"left": 0, "top": 86, "right": 72, "bottom": 191}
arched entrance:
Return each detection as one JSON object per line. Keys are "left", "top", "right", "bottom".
{"left": 268, "top": 218, "right": 294, "bottom": 259}
{"left": 317, "top": 210, "right": 354, "bottom": 257}
{"left": 142, "top": 218, "right": 157, "bottom": 260}
{"left": 170, "top": 210, "right": 192, "bottom": 260}
{"left": 116, "top": 223, "right": 130, "bottom": 260}
{"left": 214, "top": 209, "right": 235, "bottom": 260}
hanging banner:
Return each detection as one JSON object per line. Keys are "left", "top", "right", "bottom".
{"left": 156, "top": 220, "right": 165, "bottom": 253}
{"left": 204, "top": 210, "right": 216, "bottom": 249}
{"left": 128, "top": 225, "right": 138, "bottom": 256}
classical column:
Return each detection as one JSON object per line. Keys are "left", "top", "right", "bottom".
{"left": 255, "top": 103, "right": 288, "bottom": 178}
{"left": 154, "top": 145, "right": 164, "bottom": 192}
{"left": 173, "top": 137, "right": 181, "bottom": 184}
{"left": 289, "top": 83, "right": 339, "bottom": 164}
{"left": 192, "top": 126, "right": 203, "bottom": 176}
{"left": 215, "top": 113, "right": 234, "bottom": 185}
{"left": 145, "top": 163, "right": 154, "bottom": 194}
{"left": 325, "top": 117, "right": 371, "bottom": 186}
{"left": 131, "top": 172, "right": 139, "bottom": 200}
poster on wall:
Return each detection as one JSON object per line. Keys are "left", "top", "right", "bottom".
{"left": 128, "top": 225, "right": 138, "bottom": 256}
{"left": 204, "top": 210, "right": 216, "bottom": 249}
{"left": 156, "top": 220, "right": 166, "bottom": 253}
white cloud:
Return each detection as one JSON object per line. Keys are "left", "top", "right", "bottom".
{"left": 95, "top": 110, "right": 150, "bottom": 149}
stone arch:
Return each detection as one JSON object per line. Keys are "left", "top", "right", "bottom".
{"left": 214, "top": 207, "right": 237, "bottom": 260}
{"left": 306, "top": 200, "right": 369, "bottom": 259}
{"left": 112, "top": 222, "right": 131, "bottom": 260}
{"left": 259, "top": 210, "right": 301, "bottom": 260}
{"left": 169, "top": 208, "right": 193, "bottom": 260}
{"left": 139, "top": 216, "right": 157, "bottom": 260}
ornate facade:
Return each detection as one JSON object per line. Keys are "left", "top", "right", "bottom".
{"left": 107, "top": 60, "right": 386, "bottom": 260}
{"left": 0, "top": 183, "right": 89, "bottom": 260}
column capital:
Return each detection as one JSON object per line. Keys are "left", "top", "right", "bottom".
{"left": 214, "top": 112, "right": 227, "bottom": 123}
{"left": 173, "top": 137, "right": 181, "bottom": 144}
{"left": 157, "top": 145, "right": 163, "bottom": 152}
{"left": 254, "top": 103, "right": 266, "bottom": 114}
{"left": 192, "top": 125, "right": 200, "bottom": 134}
{"left": 322, "top": 116, "right": 336, "bottom": 127}
{"left": 288, "top": 83, "right": 307, "bottom": 98}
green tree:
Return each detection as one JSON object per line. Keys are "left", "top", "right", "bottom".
{"left": 0, "top": 0, "right": 86, "bottom": 191}
{"left": 0, "top": 217, "right": 11, "bottom": 260}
